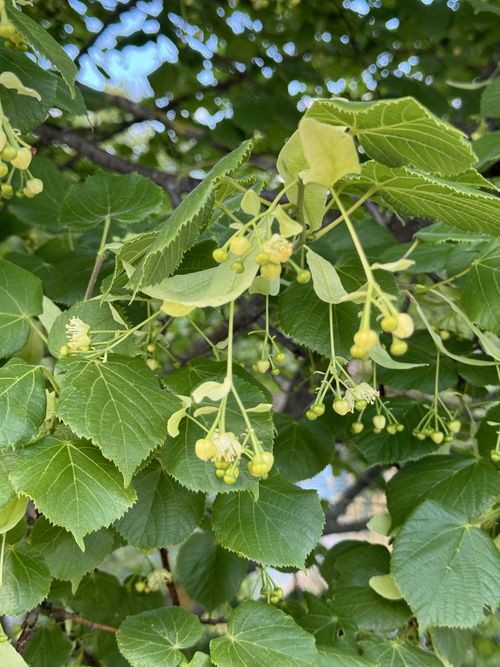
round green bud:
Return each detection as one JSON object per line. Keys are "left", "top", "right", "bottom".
{"left": 333, "top": 399, "right": 350, "bottom": 416}
{"left": 296, "top": 270, "right": 311, "bottom": 284}
{"left": 351, "top": 422, "right": 364, "bottom": 434}
{"left": 212, "top": 247, "right": 228, "bottom": 263}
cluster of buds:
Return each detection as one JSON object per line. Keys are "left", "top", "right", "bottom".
{"left": 0, "top": 8, "right": 27, "bottom": 50}
{"left": 212, "top": 228, "right": 310, "bottom": 284}
{"left": 0, "top": 119, "right": 42, "bottom": 199}
{"left": 260, "top": 584, "right": 284, "bottom": 605}
{"left": 134, "top": 569, "right": 172, "bottom": 593}
{"left": 195, "top": 429, "right": 273, "bottom": 484}
{"left": 350, "top": 313, "right": 414, "bottom": 361}
{"left": 60, "top": 317, "right": 92, "bottom": 356}
{"left": 412, "top": 410, "right": 460, "bottom": 445}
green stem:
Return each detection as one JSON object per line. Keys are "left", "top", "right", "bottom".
{"left": 314, "top": 186, "right": 377, "bottom": 240}
{"left": 0, "top": 533, "right": 5, "bottom": 589}
{"left": 331, "top": 190, "right": 374, "bottom": 283}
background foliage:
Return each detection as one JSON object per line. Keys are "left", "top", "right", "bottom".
{"left": 0, "top": 1, "right": 499, "bottom": 666}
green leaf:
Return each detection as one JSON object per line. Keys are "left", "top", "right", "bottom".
{"left": 9, "top": 158, "right": 73, "bottom": 232}
{"left": 160, "top": 374, "right": 270, "bottom": 495}
{"left": 319, "top": 647, "right": 375, "bottom": 667}
{"left": 354, "top": 161, "right": 500, "bottom": 236}
{"left": 298, "top": 117, "right": 360, "bottom": 187}
{"left": 387, "top": 455, "right": 500, "bottom": 527}
{"left": 176, "top": 530, "right": 247, "bottom": 611}
{"left": 480, "top": 77, "right": 500, "bottom": 118}
{"left": 30, "top": 517, "right": 114, "bottom": 592}
{"left": 0, "top": 358, "right": 46, "bottom": 448}
{"left": 0, "top": 451, "right": 17, "bottom": 507}
{"left": 430, "top": 627, "right": 473, "bottom": 667}
{"left": 0, "top": 48, "right": 56, "bottom": 132}
{"left": 278, "top": 283, "right": 358, "bottom": 358}
{"left": 70, "top": 570, "right": 164, "bottom": 626}
{"left": 0, "top": 642, "right": 30, "bottom": 667}
{"left": 211, "top": 473, "right": 324, "bottom": 568}
{"left": 333, "top": 543, "right": 411, "bottom": 631}
{"left": 115, "top": 461, "right": 204, "bottom": 548}
{"left": 273, "top": 413, "right": 333, "bottom": 482}
{"left": 0, "top": 259, "right": 43, "bottom": 358}
{"left": 6, "top": 3, "right": 78, "bottom": 95}
{"left": 392, "top": 500, "right": 500, "bottom": 629}
{"left": 188, "top": 653, "right": 213, "bottom": 667}
{"left": 354, "top": 400, "right": 436, "bottom": 465}
{"left": 360, "top": 638, "right": 442, "bottom": 667}
{"left": 48, "top": 300, "right": 136, "bottom": 358}
{"left": 473, "top": 132, "right": 500, "bottom": 171}
{"left": 129, "top": 141, "right": 252, "bottom": 289}
{"left": 462, "top": 242, "right": 500, "bottom": 333}
{"left": 0, "top": 541, "right": 51, "bottom": 615}
{"left": 117, "top": 607, "right": 204, "bottom": 667}
{"left": 57, "top": 355, "right": 179, "bottom": 484}
{"left": 24, "top": 624, "right": 73, "bottom": 667}
{"left": 376, "top": 331, "right": 456, "bottom": 394}
{"left": 210, "top": 600, "right": 318, "bottom": 667}
{"left": 59, "top": 171, "right": 166, "bottom": 230}
{"left": 307, "top": 97, "right": 475, "bottom": 176}
{"left": 10, "top": 434, "right": 136, "bottom": 549}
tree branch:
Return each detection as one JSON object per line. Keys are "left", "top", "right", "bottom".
{"left": 159, "top": 548, "right": 180, "bottom": 606}
{"left": 43, "top": 603, "right": 118, "bottom": 633}
{"left": 15, "top": 606, "right": 41, "bottom": 654}
{"left": 35, "top": 123, "right": 187, "bottom": 205}
{"left": 324, "top": 464, "right": 384, "bottom": 531}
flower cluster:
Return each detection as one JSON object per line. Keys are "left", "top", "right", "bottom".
{"left": 60, "top": 317, "right": 92, "bottom": 355}
{"left": 0, "top": 119, "right": 42, "bottom": 199}
{"left": 134, "top": 569, "right": 172, "bottom": 593}
{"left": 0, "top": 9, "right": 27, "bottom": 50}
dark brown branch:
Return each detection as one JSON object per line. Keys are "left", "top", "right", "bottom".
{"left": 15, "top": 606, "right": 41, "bottom": 654}
{"left": 323, "top": 518, "right": 369, "bottom": 534}
{"left": 76, "top": 0, "right": 140, "bottom": 64}
{"left": 159, "top": 548, "right": 180, "bottom": 606}
{"left": 43, "top": 603, "right": 118, "bottom": 633}
{"left": 325, "top": 464, "right": 384, "bottom": 525}
{"left": 35, "top": 123, "right": 186, "bottom": 205}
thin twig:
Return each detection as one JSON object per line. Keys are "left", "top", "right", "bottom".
{"left": 44, "top": 604, "right": 118, "bottom": 633}
{"left": 159, "top": 548, "right": 180, "bottom": 606}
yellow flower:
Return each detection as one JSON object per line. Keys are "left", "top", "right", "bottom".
{"left": 212, "top": 431, "right": 243, "bottom": 462}
{"left": 65, "top": 316, "right": 91, "bottom": 350}
{"left": 263, "top": 234, "right": 293, "bottom": 264}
